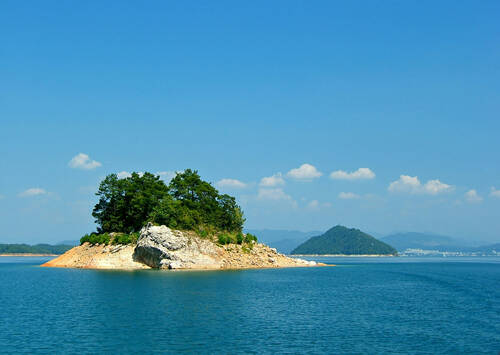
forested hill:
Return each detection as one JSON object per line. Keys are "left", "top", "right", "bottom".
{"left": 291, "top": 225, "right": 397, "bottom": 255}
{"left": 0, "top": 244, "right": 74, "bottom": 254}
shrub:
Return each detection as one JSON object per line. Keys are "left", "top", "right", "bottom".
{"left": 197, "top": 229, "right": 209, "bottom": 239}
{"left": 80, "top": 232, "right": 139, "bottom": 246}
{"left": 111, "top": 232, "right": 139, "bottom": 245}
{"left": 218, "top": 234, "right": 228, "bottom": 245}
{"left": 244, "top": 233, "right": 258, "bottom": 244}
{"left": 236, "top": 232, "right": 244, "bottom": 244}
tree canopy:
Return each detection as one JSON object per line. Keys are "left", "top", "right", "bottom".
{"left": 92, "top": 169, "right": 245, "bottom": 234}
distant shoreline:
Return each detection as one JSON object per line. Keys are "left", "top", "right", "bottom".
{"left": 0, "top": 254, "right": 58, "bottom": 257}
{"left": 291, "top": 254, "right": 398, "bottom": 257}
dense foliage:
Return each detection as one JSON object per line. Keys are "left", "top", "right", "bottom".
{"left": 90, "top": 169, "right": 245, "bottom": 237}
{"left": 92, "top": 172, "right": 169, "bottom": 233}
{"left": 0, "top": 244, "right": 73, "bottom": 254}
{"left": 291, "top": 225, "right": 397, "bottom": 255}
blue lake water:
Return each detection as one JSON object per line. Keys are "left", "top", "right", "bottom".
{"left": 0, "top": 256, "right": 499, "bottom": 354}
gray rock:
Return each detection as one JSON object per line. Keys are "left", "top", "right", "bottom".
{"left": 133, "top": 224, "right": 221, "bottom": 269}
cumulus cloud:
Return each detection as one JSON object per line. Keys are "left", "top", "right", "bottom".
{"left": 465, "top": 189, "right": 483, "bottom": 203}
{"left": 306, "top": 200, "right": 320, "bottom": 210}
{"left": 157, "top": 171, "right": 178, "bottom": 182}
{"left": 286, "top": 163, "right": 322, "bottom": 180}
{"left": 330, "top": 168, "right": 375, "bottom": 180}
{"left": 424, "top": 179, "right": 453, "bottom": 195}
{"left": 388, "top": 175, "right": 453, "bottom": 195}
{"left": 306, "top": 200, "right": 332, "bottom": 210}
{"left": 388, "top": 175, "right": 421, "bottom": 193}
{"left": 216, "top": 178, "right": 247, "bottom": 189}
{"left": 257, "top": 188, "right": 297, "bottom": 207}
{"left": 490, "top": 187, "right": 500, "bottom": 198}
{"left": 338, "top": 192, "right": 360, "bottom": 199}
{"left": 19, "top": 188, "right": 47, "bottom": 197}
{"left": 257, "top": 188, "right": 291, "bottom": 201}
{"left": 68, "top": 153, "right": 102, "bottom": 170}
{"left": 259, "top": 173, "right": 285, "bottom": 187}
{"left": 117, "top": 171, "right": 132, "bottom": 179}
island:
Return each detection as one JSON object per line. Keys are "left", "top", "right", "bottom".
{"left": 43, "top": 170, "right": 321, "bottom": 270}
{"left": 291, "top": 225, "right": 398, "bottom": 256}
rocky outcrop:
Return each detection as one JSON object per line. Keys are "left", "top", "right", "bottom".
{"left": 42, "top": 224, "right": 322, "bottom": 270}
{"left": 133, "top": 225, "right": 222, "bottom": 269}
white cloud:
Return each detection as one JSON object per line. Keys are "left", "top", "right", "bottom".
{"left": 157, "top": 171, "right": 177, "bottom": 182}
{"left": 257, "top": 188, "right": 291, "bottom": 201}
{"left": 286, "top": 163, "right": 322, "bottom": 180}
{"left": 338, "top": 192, "right": 360, "bottom": 199}
{"left": 490, "top": 187, "right": 500, "bottom": 198}
{"left": 423, "top": 179, "right": 453, "bottom": 195}
{"left": 257, "top": 188, "right": 297, "bottom": 207}
{"left": 260, "top": 173, "right": 285, "bottom": 187}
{"left": 465, "top": 189, "right": 483, "bottom": 203}
{"left": 19, "top": 188, "right": 47, "bottom": 197}
{"left": 216, "top": 178, "right": 247, "bottom": 189}
{"left": 306, "top": 200, "right": 320, "bottom": 210}
{"left": 117, "top": 171, "right": 132, "bottom": 179}
{"left": 388, "top": 175, "right": 453, "bottom": 195}
{"left": 306, "top": 200, "right": 332, "bottom": 210}
{"left": 68, "top": 153, "right": 102, "bottom": 170}
{"left": 330, "top": 168, "right": 375, "bottom": 180}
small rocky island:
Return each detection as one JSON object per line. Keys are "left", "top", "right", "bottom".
{"left": 43, "top": 224, "right": 316, "bottom": 270}
{"left": 43, "top": 170, "right": 321, "bottom": 270}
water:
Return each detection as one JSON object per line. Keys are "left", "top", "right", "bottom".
{"left": 0, "top": 256, "right": 499, "bottom": 354}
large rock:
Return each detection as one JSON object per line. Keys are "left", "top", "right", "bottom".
{"left": 133, "top": 224, "right": 222, "bottom": 269}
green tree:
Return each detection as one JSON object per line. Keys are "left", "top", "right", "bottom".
{"left": 92, "top": 172, "right": 169, "bottom": 233}
{"left": 91, "top": 169, "right": 245, "bottom": 235}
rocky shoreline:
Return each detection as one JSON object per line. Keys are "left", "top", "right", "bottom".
{"left": 42, "top": 225, "right": 323, "bottom": 270}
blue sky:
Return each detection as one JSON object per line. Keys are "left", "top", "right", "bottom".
{"left": 1, "top": 1, "right": 499, "bottom": 243}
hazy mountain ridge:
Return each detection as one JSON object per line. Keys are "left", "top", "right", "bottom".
{"left": 381, "top": 232, "right": 499, "bottom": 253}
{"left": 0, "top": 244, "right": 73, "bottom": 255}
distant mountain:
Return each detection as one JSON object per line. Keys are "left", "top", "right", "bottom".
{"left": 58, "top": 240, "right": 79, "bottom": 246}
{"left": 0, "top": 244, "right": 74, "bottom": 255}
{"left": 381, "top": 232, "right": 463, "bottom": 252}
{"left": 291, "top": 225, "right": 397, "bottom": 255}
{"left": 245, "top": 229, "right": 322, "bottom": 254}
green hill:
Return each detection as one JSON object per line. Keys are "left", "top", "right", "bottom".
{"left": 291, "top": 225, "right": 397, "bottom": 255}
{"left": 0, "top": 244, "right": 74, "bottom": 254}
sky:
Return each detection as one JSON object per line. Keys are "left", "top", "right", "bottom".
{"left": 1, "top": 1, "right": 499, "bottom": 244}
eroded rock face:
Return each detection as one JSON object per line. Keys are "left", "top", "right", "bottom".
{"left": 133, "top": 224, "right": 222, "bottom": 269}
